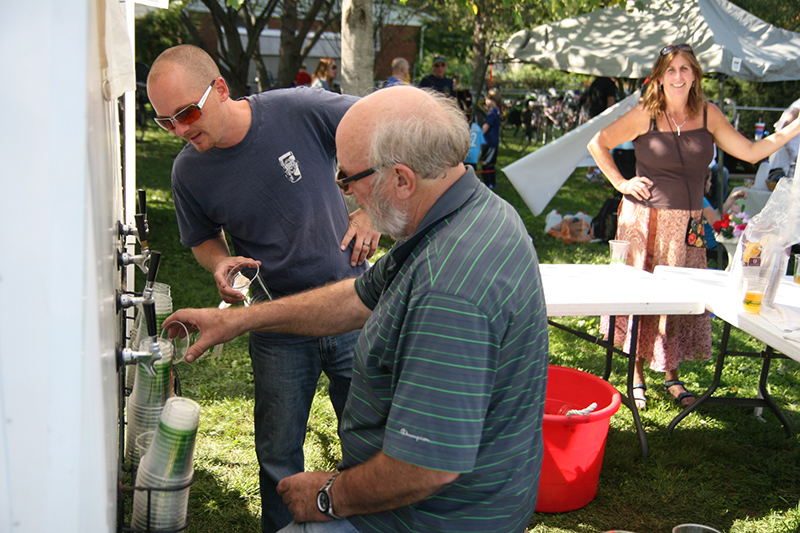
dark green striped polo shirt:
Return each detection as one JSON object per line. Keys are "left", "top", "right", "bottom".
{"left": 342, "top": 168, "right": 549, "bottom": 532}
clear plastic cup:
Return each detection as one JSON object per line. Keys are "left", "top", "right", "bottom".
{"left": 672, "top": 525, "right": 722, "bottom": 533}
{"left": 609, "top": 239, "right": 630, "bottom": 265}
{"left": 742, "top": 276, "right": 768, "bottom": 314}
{"left": 794, "top": 253, "right": 800, "bottom": 284}
{"left": 224, "top": 260, "right": 271, "bottom": 307}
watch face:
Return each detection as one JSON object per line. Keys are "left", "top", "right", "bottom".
{"left": 317, "top": 491, "right": 330, "bottom": 512}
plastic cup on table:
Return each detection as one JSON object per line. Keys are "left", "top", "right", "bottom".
{"left": 742, "top": 276, "right": 768, "bottom": 314}
{"left": 794, "top": 253, "right": 800, "bottom": 284}
{"left": 608, "top": 239, "right": 630, "bottom": 265}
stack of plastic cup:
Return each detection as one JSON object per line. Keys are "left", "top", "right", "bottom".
{"left": 132, "top": 397, "right": 200, "bottom": 532}
{"left": 125, "top": 338, "right": 174, "bottom": 470}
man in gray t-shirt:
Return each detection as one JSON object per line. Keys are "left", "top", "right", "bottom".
{"left": 148, "top": 45, "right": 379, "bottom": 533}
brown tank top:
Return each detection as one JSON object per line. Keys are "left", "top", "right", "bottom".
{"left": 631, "top": 106, "right": 714, "bottom": 210}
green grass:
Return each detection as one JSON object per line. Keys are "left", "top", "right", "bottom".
{"left": 133, "top": 127, "right": 800, "bottom": 533}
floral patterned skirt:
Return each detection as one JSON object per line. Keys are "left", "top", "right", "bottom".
{"left": 601, "top": 198, "right": 712, "bottom": 372}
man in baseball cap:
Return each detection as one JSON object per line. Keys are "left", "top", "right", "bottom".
{"left": 419, "top": 55, "right": 454, "bottom": 96}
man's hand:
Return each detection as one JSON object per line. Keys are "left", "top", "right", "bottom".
{"left": 214, "top": 256, "right": 261, "bottom": 303}
{"left": 340, "top": 209, "right": 381, "bottom": 267}
{"left": 277, "top": 471, "right": 335, "bottom": 523}
{"left": 162, "top": 307, "right": 242, "bottom": 363}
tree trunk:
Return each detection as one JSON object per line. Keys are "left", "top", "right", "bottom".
{"left": 341, "top": 0, "right": 374, "bottom": 96}
{"left": 471, "top": 9, "right": 488, "bottom": 118}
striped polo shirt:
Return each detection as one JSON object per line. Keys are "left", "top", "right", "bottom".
{"left": 342, "top": 168, "right": 549, "bottom": 532}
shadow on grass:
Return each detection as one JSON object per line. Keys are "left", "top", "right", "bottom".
{"left": 187, "top": 467, "right": 261, "bottom": 533}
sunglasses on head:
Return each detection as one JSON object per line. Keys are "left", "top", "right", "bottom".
{"left": 154, "top": 80, "right": 217, "bottom": 131}
{"left": 660, "top": 43, "right": 693, "bottom": 56}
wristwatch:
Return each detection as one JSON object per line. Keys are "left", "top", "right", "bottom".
{"left": 316, "top": 473, "right": 342, "bottom": 519}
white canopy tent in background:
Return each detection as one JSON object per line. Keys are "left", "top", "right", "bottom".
{"left": 504, "top": 0, "right": 800, "bottom": 82}
{"left": 501, "top": 0, "right": 800, "bottom": 216}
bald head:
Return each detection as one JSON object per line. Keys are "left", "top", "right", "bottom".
{"left": 338, "top": 86, "right": 469, "bottom": 180}
{"left": 148, "top": 45, "right": 220, "bottom": 93}
{"left": 391, "top": 57, "right": 409, "bottom": 78}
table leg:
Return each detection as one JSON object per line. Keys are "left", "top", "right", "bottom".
{"left": 667, "top": 323, "right": 793, "bottom": 437}
{"left": 624, "top": 315, "right": 648, "bottom": 460}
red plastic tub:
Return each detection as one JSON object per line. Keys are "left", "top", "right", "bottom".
{"left": 535, "top": 365, "right": 621, "bottom": 513}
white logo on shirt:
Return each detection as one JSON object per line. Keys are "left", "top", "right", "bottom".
{"left": 278, "top": 151, "right": 302, "bottom": 183}
{"left": 400, "top": 428, "right": 431, "bottom": 443}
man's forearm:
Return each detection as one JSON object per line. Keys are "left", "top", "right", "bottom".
{"left": 241, "top": 277, "right": 371, "bottom": 338}
{"left": 191, "top": 233, "right": 231, "bottom": 273}
{"left": 332, "top": 452, "right": 459, "bottom": 517}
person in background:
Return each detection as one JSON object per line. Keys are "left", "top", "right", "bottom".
{"left": 588, "top": 43, "right": 800, "bottom": 411}
{"left": 465, "top": 117, "right": 484, "bottom": 171}
{"left": 295, "top": 64, "right": 311, "bottom": 87}
{"left": 418, "top": 55, "right": 454, "bottom": 97}
{"left": 147, "top": 45, "right": 379, "bottom": 533}
{"left": 582, "top": 76, "right": 618, "bottom": 183}
{"left": 165, "top": 85, "right": 549, "bottom": 533}
{"left": 312, "top": 58, "right": 338, "bottom": 92}
{"left": 383, "top": 57, "right": 408, "bottom": 88}
{"left": 480, "top": 89, "right": 501, "bottom": 189}
{"left": 768, "top": 97, "right": 800, "bottom": 176}
{"left": 702, "top": 172, "right": 747, "bottom": 269}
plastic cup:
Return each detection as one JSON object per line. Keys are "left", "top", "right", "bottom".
{"left": 754, "top": 122, "right": 765, "bottom": 140}
{"left": 742, "top": 277, "right": 768, "bottom": 314}
{"left": 672, "top": 525, "right": 722, "bottom": 533}
{"left": 609, "top": 240, "right": 630, "bottom": 265}
{"left": 794, "top": 254, "right": 800, "bottom": 284}
{"left": 225, "top": 260, "right": 271, "bottom": 306}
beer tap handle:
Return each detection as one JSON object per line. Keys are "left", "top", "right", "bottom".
{"left": 137, "top": 189, "right": 148, "bottom": 219}
{"left": 137, "top": 300, "right": 162, "bottom": 377}
{"left": 134, "top": 213, "right": 148, "bottom": 250}
{"left": 146, "top": 250, "right": 161, "bottom": 288}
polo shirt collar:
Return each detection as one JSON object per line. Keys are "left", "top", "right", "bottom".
{"left": 390, "top": 167, "right": 481, "bottom": 263}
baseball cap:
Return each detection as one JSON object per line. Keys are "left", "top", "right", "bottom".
{"left": 433, "top": 56, "right": 446, "bottom": 66}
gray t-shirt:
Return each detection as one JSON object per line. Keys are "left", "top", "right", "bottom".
{"left": 172, "top": 87, "right": 366, "bottom": 342}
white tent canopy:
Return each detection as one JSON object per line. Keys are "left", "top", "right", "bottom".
{"left": 503, "top": 0, "right": 800, "bottom": 82}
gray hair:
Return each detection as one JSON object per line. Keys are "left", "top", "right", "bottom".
{"left": 368, "top": 89, "right": 469, "bottom": 180}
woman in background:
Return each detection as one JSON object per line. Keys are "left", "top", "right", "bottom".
{"left": 311, "top": 58, "right": 337, "bottom": 92}
{"left": 588, "top": 43, "right": 800, "bottom": 410}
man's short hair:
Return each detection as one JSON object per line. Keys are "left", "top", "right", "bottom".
{"left": 369, "top": 89, "right": 468, "bottom": 181}
{"left": 149, "top": 44, "right": 220, "bottom": 90}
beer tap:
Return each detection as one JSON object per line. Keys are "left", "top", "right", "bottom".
{"left": 117, "top": 300, "right": 162, "bottom": 377}
{"left": 116, "top": 251, "right": 161, "bottom": 312}
{"left": 117, "top": 190, "right": 151, "bottom": 272}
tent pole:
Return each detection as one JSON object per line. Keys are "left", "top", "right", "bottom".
{"left": 716, "top": 73, "right": 726, "bottom": 267}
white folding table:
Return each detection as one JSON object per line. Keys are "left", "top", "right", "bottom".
{"left": 653, "top": 266, "right": 800, "bottom": 436}
{"left": 539, "top": 264, "right": 705, "bottom": 458}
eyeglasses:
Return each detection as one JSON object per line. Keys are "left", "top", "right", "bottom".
{"left": 433, "top": 63, "right": 446, "bottom": 67}
{"left": 331, "top": 65, "right": 338, "bottom": 70}
{"left": 335, "top": 163, "right": 397, "bottom": 190}
{"left": 660, "top": 43, "right": 693, "bottom": 56}
{"left": 154, "top": 80, "right": 216, "bottom": 131}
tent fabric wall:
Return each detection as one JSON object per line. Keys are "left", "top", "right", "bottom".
{"left": 503, "top": 0, "right": 800, "bottom": 82}
{"left": 0, "top": 0, "right": 133, "bottom": 530}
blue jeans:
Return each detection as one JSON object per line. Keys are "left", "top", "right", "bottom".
{"left": 250, "top": 331, "right": 358, "bottom": 533}
{"left": 278, "top": 520, "right": 360, "bottom": 533}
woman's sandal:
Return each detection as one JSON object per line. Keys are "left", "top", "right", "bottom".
{"left": 632, "top": 383, "right": 647, "bottom": 411}
{"left": 664, "top": 379, "right": 695, "bottom": 407}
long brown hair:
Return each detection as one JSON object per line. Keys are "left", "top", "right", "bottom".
{"left": 641, "top": 45, "right": 706, "bottom": 119}
{"left": 312, "top": 58, "right": 336, "bottom": 82}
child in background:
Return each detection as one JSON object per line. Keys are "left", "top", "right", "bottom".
{"left": 465, "top": 121, "right": 484, "bottom": 171}
{"left": 703, "top": 172, "right": 747, "bottom": 269}
{"left": 480, "top": 89, "right": 502, "bottom": 189}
